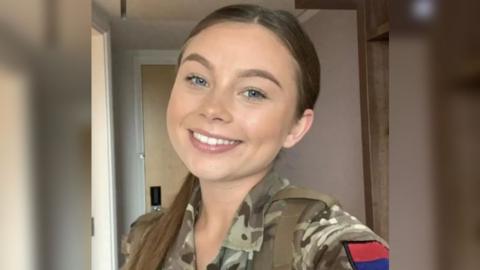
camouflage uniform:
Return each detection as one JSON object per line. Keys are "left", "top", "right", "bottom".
{"left": 122, "top": 170, "right": 388, "bottom": 269}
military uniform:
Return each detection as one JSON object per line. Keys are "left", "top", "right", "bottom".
{"left": 122, "top": 170, "right": 389, "bottom": 270}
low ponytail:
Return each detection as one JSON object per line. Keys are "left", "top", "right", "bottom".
{"left": 123, "top": 172, "right": 198, "bottom": 270}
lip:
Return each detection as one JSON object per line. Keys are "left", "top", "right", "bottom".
{"left": 188, "top": 129, "right": 242, "bottom": 154}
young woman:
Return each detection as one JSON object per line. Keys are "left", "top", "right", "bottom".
{"left": 122, "top": 4, "right": 388, "bottom": 270}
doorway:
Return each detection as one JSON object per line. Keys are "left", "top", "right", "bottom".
{"left": 141, "top": 65, "right": 188, "bottom": 210}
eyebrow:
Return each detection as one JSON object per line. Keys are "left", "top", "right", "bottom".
{"left": 237, "top": 69, "right": 282, "bottom": 89}
{"left": 181, "top": 53, "right": 214, "bottom": 71}
{"left": 181, "top": 52, "right": 282, "bottom": 89}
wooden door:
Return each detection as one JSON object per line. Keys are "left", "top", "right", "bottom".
{"left": 141, "top": 65, "right": 188, "bottom": 209}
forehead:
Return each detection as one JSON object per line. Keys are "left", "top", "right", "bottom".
{"left": 181, "top": 22, "right": 298, "bottom": 75}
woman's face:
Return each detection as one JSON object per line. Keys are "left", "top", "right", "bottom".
{"left": 167, "top": 22, "right": 312, "bottom": 182}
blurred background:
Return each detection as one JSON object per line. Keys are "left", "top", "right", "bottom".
{"left": 0, "top": 0, "right": 478, "bottom": 270}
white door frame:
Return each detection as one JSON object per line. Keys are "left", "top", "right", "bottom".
{"left": 132, "top": 50, "right": 180, "bottom": 212}
{"left": 91, "top": 16, "right": 118, "bottom": 270}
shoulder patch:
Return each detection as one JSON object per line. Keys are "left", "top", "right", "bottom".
{"left": 342, "top": 241, "right": 389, "bottom": 270}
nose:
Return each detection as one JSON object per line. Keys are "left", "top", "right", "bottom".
{"left": 197, "top": 92, "right": 233, "bottom": 123}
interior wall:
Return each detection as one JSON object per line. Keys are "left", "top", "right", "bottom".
{"left": 0, "top": 64, "right": 35, "bottom": 270}
{"left": 112, "top": 50, "right": 142, "bottom": 259}
{"left": 275, "top": 10, "right": 366, "bottom": 221}
{"left": 33, "top": 4, "right": 91, "bottom": 268}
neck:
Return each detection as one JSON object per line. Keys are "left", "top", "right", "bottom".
{"left": 195, "top": 167, "right": 271, "bottom": 235}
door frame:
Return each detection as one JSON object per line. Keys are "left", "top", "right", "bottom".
{"left": 92, "top": 11, "right": 118, "bottom": 269}
{"left": 132, "top": 50, "right": 180, "bottom": 212}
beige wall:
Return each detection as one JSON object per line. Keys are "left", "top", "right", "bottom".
{"left": 275, "top": 10, "right": 366, "bottom": 221}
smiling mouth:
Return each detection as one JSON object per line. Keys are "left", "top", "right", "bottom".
{"left": 188, "top": 129, "right": 242, "bottom": 146}
{"left": 188, "top": 129, "right": 242, "bottom": 154}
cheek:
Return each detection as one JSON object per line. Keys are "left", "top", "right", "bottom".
{"left": 166, "top": 89, "right": 185, "bottom": 135}
{"left": 166, "top": 94, "right": 175, "bottom": 128}
{"left": 240, "top": 107, "right": 291, "bottom": 143}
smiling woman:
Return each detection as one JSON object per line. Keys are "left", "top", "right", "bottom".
{"left": 121, "top": 4, "right": 388, "bottom": 270}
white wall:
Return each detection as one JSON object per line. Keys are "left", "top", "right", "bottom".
{"left": 275, "top": 10, "right": 366, "bottom": 221}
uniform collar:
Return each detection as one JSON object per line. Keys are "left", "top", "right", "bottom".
{"left": 186, "top": 169, "right": 290, "bottom": 252}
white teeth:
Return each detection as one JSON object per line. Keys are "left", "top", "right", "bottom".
{"left": 207, "top": 137, "right": 216, "bottom": 145}
{"left": 193, "top": 132, "right": 238, "bottom": 146}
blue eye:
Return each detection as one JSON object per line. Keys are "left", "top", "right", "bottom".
{"left": 243, "top": 88, "right": 267, "bottom": 100}
{"left": 186, "top": 74, "right": 208, "bottom": 87}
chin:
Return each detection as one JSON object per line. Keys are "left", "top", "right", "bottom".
{"left": 187, "top": 164, "right": 232, "bottom": 182}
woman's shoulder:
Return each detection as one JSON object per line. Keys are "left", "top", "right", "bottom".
{"left": 292, "top": 200, "right": 388, "bottom": 270}
{"left": 130, "top": 208, "right": 166, "bottom": 229}
{"left": 121, "top": 209, "right": 166, "bottom": 260}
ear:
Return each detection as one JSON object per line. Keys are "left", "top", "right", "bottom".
{"left": 282, "top": 109, "right": 314, "bottom": 148}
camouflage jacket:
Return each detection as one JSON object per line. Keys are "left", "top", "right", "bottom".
{"left": 122, "top": 170, "right": 389, "bottom": 270}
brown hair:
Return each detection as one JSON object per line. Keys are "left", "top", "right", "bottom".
{"left": 123, "top": 4, "right": 320, "bottom": 270}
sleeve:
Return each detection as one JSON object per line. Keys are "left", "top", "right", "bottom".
{"left": 120, "top": 210, "right": 165, "bottom": 265}
{"left": 297, "top": 204, "right": 389, "bottom": 270}
{"left": 313, "top": 239, "right": 389, "bottom": 270}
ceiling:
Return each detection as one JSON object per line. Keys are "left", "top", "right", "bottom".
{"left": 94, "top": 0, "right": 303, "bottom": 20}
{"left": 93, "top": 0, "right": 311, "bottom": 51}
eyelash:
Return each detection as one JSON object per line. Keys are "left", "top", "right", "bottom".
{"left": 184, "top": 74, "right": 268, "bottom": 100}
{"left": 242, "top": 88, "right": 267, "bottom": 100}
{"left": 185, "top": 74, "right": 209, "bottom": 87}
